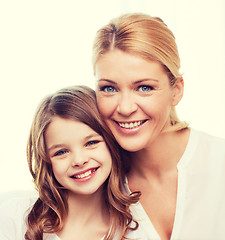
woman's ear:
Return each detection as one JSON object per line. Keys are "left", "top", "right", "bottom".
{"left": 171, "top": 77, "right": 184, "bottom": 106}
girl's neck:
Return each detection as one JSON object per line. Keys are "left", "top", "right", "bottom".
{"left": 57, "top": 187, "right": 110, "bottom": 239}
{"left": 128, "top": 128, "right": 190, "bottom": 179}
{"left": 66, "top": 187, "right": 109, "bottom": 224}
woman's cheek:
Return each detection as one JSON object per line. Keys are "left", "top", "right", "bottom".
{"left": 97, "top": 96, "right": 116, "bottom": 117}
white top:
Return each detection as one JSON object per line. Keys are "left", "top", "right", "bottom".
{"left": 125, "top": 128, "right": 225, "bottom": 240}
{"left": 0, "top": 195, "right": 148, "bottom": 240}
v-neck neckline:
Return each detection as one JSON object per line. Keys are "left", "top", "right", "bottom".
{"left": 125, "top": 128, "right": 197, "bottom": 239}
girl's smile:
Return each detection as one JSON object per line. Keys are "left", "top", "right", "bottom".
{"left": 70, "top": 167, "right": 99, "bottom": 182}
{"left": 45, "top": 116, "right": 112, "bottom": 195}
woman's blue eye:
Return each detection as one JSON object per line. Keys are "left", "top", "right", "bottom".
{"left": 100, "top": 86, "right": 116, "bottom": 93}
{"left": 138, "top": 85, "right": 153, "bottom": 92}
{"left": 54, "top": 150, "right": 68, "bottom": 156}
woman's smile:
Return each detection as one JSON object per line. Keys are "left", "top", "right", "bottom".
{"left": 95, "top": 49, "right": 180, "bottom": 151}
{"left": 116, "top": 120, "right": 147, "bottom": 129}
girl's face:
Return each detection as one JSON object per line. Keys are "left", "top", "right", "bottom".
{"left": 45, "top": 116, "right": 112, "bottom": 196}
{"left": 95, "top": 49, "right": 183, "bottom": 152}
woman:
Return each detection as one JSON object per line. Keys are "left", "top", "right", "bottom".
{"left": 0, "top": 86, "right": 145, "bottom": 240}
{"left": 92, "top": 13, "right": 225, "bottom": 240}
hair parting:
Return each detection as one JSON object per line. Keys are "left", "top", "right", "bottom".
{"left": 92, "top": 13, "right": 189, "bottom": 131}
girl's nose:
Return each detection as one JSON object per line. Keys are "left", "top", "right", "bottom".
{"left": 71, "top": 151, "right": 88, "bottom": 167}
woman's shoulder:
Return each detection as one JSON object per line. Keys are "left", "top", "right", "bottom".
{"left": 190, "top": 128, "right": 225, "bottom": 149}
{"left": 188, "top": 128, "right": 225, "bottom": 167}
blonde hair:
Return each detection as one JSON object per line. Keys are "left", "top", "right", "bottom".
{"left": 93, "top": 13, "right": 188, "bottom": 131}
{"left": 26, "top": 85, "right": 140, "bottom": 240}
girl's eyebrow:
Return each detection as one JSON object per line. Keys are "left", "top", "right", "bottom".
{"left": 48, "top": 144, "right": 66, "bottom": 152}
{"left": 48, "top": 133, "right": 102, "bottom": 152}
{"left": 83, "top": 133, "right": 102, "bottom": 141}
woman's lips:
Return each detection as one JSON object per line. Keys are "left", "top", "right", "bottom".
{"left": 111, "top": 119, "right": 148, "bottom": 135}
{"left": 116, "top": 120, "right": 147, "bottom": 129}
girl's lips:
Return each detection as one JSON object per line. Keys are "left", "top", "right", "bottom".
{"left": 70, "top": 167, "right": 99, "bottom": 182}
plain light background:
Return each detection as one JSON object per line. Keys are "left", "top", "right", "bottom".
{"left": 0, "top": 0, "right": 225, "bottom": 193}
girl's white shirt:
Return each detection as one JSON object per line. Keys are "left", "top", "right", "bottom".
{"left": 0, "top": 196, "right": 107, "bottom": 240}
{"left": 124, "top": 128, "right": 225, "bottom": 240}
{"left": 0, "top": 195, "right": 148, "bottom": 240}
{"left": 2, "top": 128, "right": 224, "bottom": 240}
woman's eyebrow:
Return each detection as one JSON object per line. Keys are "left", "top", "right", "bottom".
{"left": 98, "top": 79, "right": 116, "bottom": 84}
{"left": 98, "top": 78, "right": 159, "bottom": 84}
{"left": 133, "top": 78, "right": 159, "bottom": 84}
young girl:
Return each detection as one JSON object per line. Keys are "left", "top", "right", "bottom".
{"left": 0, "top": 85, "right": 144, "bottom": 240}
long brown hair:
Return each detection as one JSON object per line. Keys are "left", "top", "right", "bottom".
{"left": 26, "top": 85, "right": 140, "bottom": 240}
{"left": 92, "top": 13, "right": 188, "bottom": 131}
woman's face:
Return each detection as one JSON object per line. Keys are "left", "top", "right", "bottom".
{"left": 95, "top": 49, "right": 183, "bottom": 152}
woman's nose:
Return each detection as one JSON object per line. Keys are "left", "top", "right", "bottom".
{"left": 117, "top": 93, "right": 137, "bottom": 116}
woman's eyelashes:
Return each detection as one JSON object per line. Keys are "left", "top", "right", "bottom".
{"left": 137, "top": 85, "right": 154, "bottom": 92}
{"left": 99, "top": 85, "right": 116, "bottom": 93}
{"left": 99, "top": 84, "right": 154, "bottom": 94}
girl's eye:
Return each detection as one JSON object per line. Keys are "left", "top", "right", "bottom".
{"left": 138, "top": 85, "right": 154, "bottom": 92}
{"left": 99, "top": 86, "right": 116, "bottom": 93}
{"left": 85, "top": 140, "right": 100, "bottom": 147}
{"left": 54, "top": 149, "right": 68, "bottom": 157}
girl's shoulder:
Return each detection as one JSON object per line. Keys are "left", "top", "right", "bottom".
{"left": 0, "top": 190, "right": 38, "bottom": 215}
{"left": 0, "top": 190, "right": 38, "bottom": 240}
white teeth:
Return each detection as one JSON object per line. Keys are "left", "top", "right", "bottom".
{"left": 118, "top": 121, "right": 143, "bottom": 129}
{"left": 75, "top": 170, "right": 92, "bottom": 179}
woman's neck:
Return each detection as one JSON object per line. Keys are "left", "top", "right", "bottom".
{"left": 128, "top": 128, "right": 190, "bottom": 179}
